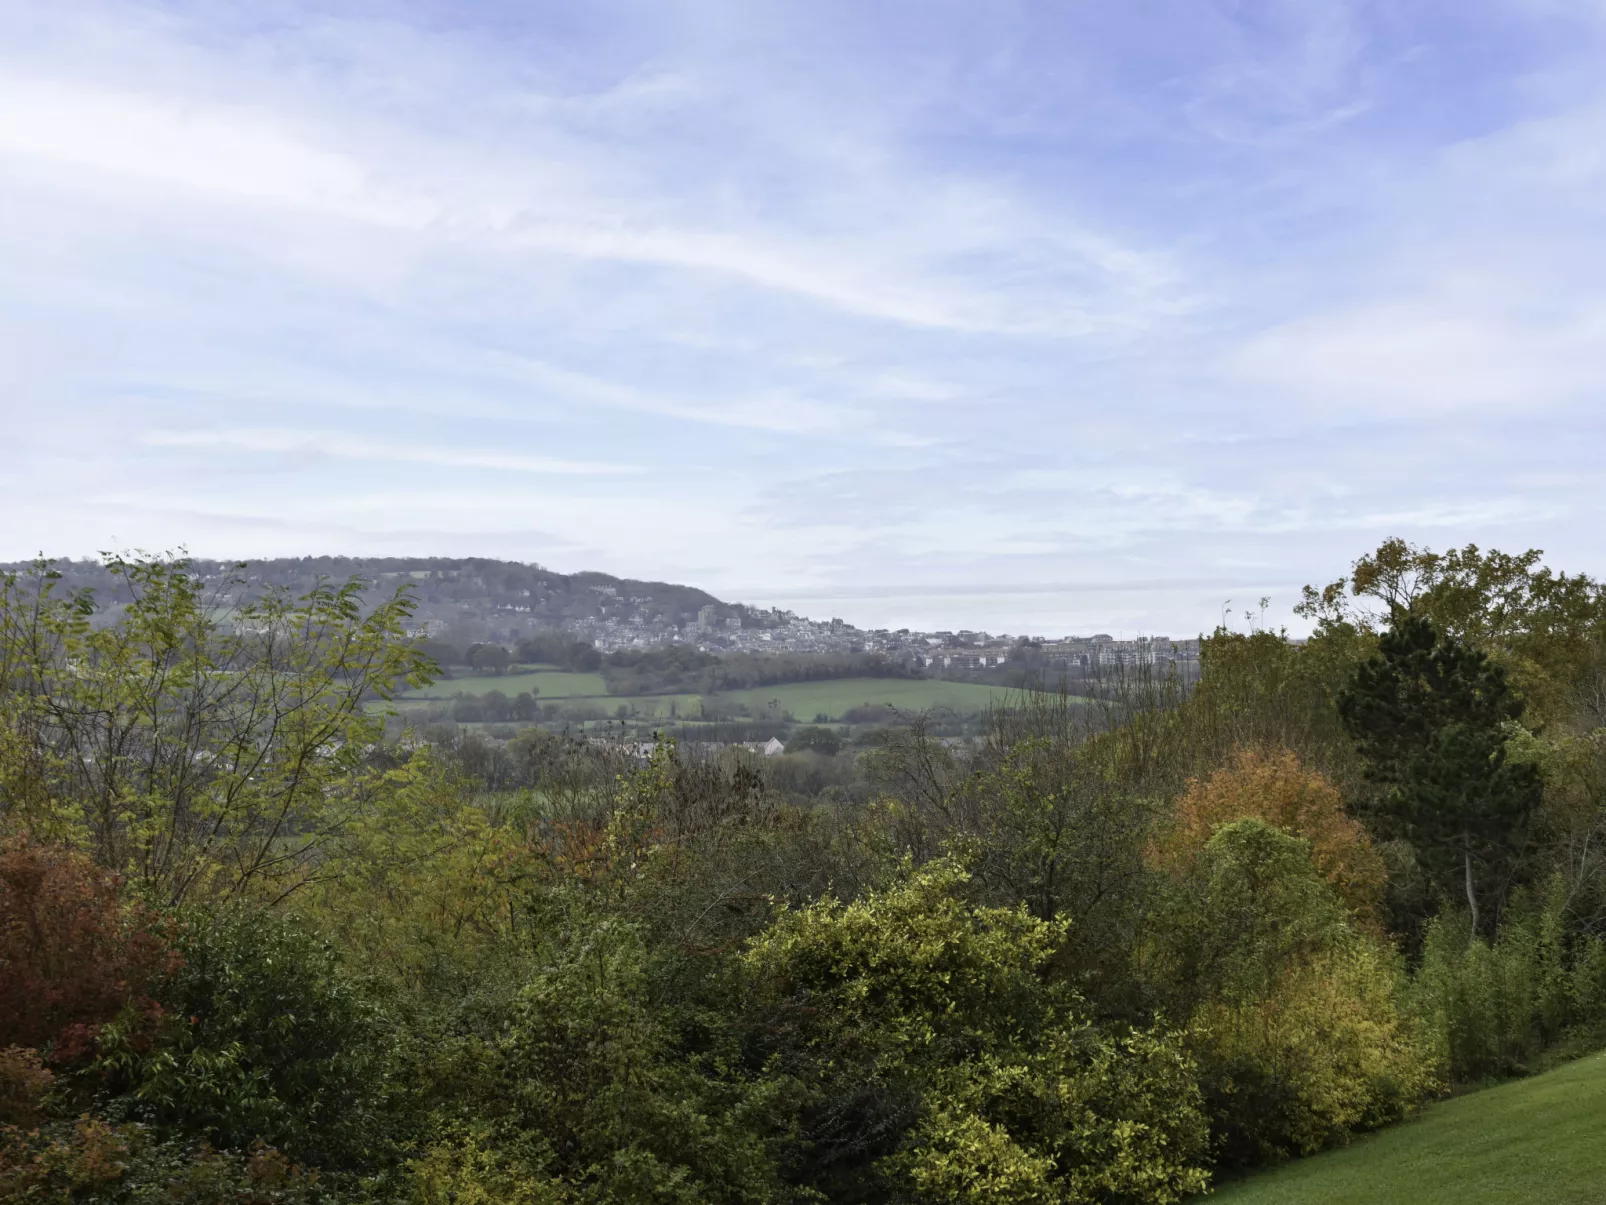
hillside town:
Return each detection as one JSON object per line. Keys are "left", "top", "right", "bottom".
{"left": 14, "top": 555, "right": 1203, "bottom": 676}
{"left": 585, "top": 604, "right": 1202, "bottom": 673}
{"left": 468, "top": 587, "right": 1203, "bottom": 673}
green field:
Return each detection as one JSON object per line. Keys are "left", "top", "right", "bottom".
{"left": 605, "top": 677, "right": 1037, "bottom": 721}
{"left": 406, "top": 669, "right": 608, "bottom": 699}
{"left": 710, "top": 677, "right": 1029, "bottom": 720}
{"left": 396, "top": 671, "right": 1040, "bottom": 721}
{"left": 1210, "top": 1051, "right": 1606, "bottom": 1204}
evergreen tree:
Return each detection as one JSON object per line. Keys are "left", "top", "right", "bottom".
{"left": 1337, "top": 615, "right": 1540, "bottom": 933}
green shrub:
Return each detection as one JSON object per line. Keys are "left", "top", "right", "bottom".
{"left": 1148, "top": 820, "right": 1440, "bottom": 1165}
{"left": 404, "top": 1121, "right": 564, "bottom": 1205}
{"left": 1190, "top": 941, "right": 1439, "bottom": 1165}
{"left": 434, "top": 904, "right": 788, "bottom": 1205}
{"left": 1408, "top": 876, "right": 1606, "bottom": 1082}
{"left": 743, "top": 858, "right": 1210, "bottom": 1203}
{"left": 1149, "top": 819, "right": 1349, "bottom": 1017}
{"left": 91, "top": 912, "right": 393, "bottom": 1171}
{"left": 0, "top": 1116, "right": 320, "bottom": 1204}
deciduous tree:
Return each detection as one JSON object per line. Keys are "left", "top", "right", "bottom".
{"left": 0, "top": 556, "right": 432, "bottom": 905}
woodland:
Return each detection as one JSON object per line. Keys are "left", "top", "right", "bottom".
{"left": 2, "top": 538, "right": 1605, "bottom": 1203}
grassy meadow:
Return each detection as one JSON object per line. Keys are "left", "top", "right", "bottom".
{"left": 404, "top": 668, "right": 608, "bottom": 699}
{"left": 397, "top": 665, "right": 1046, "bottom": 722}
{"left": 1210, "top": 1051, "right": 1606, "bottom": 1205}
{"left": 709, "top": 676, "right": 1031, "bottom": 720}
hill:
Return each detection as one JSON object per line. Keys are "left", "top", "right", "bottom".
{"left": 5, "top": 556, "right": 1198, "bottom": 680}
{"left": 1210, "top": 1051, "right": 1606, "bottom": 1204}
{"left": 2, "top": 555, "right": 729, "bottom": 643}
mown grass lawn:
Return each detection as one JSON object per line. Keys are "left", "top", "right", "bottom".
{"left": 1208, "top": 1050, "right": 1606, "bottom": 1204}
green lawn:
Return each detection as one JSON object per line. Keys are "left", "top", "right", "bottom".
{"left": 1209, "top": 1051, "right": 1606, "bottom": 1204}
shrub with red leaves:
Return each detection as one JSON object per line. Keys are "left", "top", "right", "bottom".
{"left": 0, "top": 839, "right": 175, "bottom": 1059}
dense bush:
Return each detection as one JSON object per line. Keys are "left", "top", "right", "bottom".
{"left": 450, "top": 689, "right": 540, "bottom": 724}
{"left": 0, "top": 1118, "right": 320, "bottom": 1205}
{"left": 787, "top": 725, "right": 843, "bottom": 757}
{"left": 763, "top": 749, "right": 862, "bottom": 800}
{"left": 1147, "top": 820, "right": 1438, "bottom": 1165}
{"left": 1409, "top": 878, "right": 1606, "bottom": 1081}
{"left": 1188, "top": 941, "right": 1436, "bottom": 1165}
{"left": 428, "top": 909, "right": 787, "bottom": 1205}
{"left": 515, "top": 631, "right": 604, "bottom": 672}
{"left": 91, "top": 913, "right": 394, "bottom": 1171}
{"left": 742, "top": 859, "right": 1210, "bottom": 1203}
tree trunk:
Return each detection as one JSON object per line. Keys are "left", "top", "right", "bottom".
{"left": 1464, "top": 837, "right": 1481, "bottom": 935}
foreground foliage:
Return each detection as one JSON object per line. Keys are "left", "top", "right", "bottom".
{"left": 1, "top": 541, "right": 1605, "bottom": 1201}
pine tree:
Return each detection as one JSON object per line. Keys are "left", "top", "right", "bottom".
{"left": 1337, "top": 615, "right": 1540, "bottom": 933}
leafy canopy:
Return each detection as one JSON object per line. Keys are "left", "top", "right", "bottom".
{"left": 0, "top": 554, "right": 432, "bottom": 905}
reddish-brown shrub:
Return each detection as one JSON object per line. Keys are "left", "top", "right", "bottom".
{"left": 0, "top": 1046, "right": 53, "bottom": 1126}
{"left": 0, "top": 839, "right": 174, "bottom": 1058}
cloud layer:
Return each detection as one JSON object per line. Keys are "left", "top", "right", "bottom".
{"left": 3, "top": 0, "right": 1604, "bottom": 633}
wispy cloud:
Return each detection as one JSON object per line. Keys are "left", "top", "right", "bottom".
{"left": 0, "top": 63, "right": 1170, "bottom": 337}
{"left": 5, "top": 0, "right": 1606, "bottom": 632}
{"left": 0, "top": 77, "right": 419, "bottom": 223}
{"left": 140, "top": 429, "right": 640, "bottom": 476}
{"left": 1228, "top": 300, "right": 1606, "bottom": 413}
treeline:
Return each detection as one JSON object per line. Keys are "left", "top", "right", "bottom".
{"left": 415, "top": 633, "right": 920, "bottom": 698}
{"left": 1, "top": 542, "right": 1605, "bottom": 1203}
{"left": 442, "top": 689, "right": 543, "bottom": 724}
{"left": 416, "top": 631, "right": 604, "bottom": 674}
{"left": 518, "top": 631, "right": 605, "bottom": 671}
{"left": 601, "top": 646, "right": 921, "bottom": 696}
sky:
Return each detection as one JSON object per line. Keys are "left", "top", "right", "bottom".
{"left": 2, "top": 0, "right": 1605, "bottom": 636}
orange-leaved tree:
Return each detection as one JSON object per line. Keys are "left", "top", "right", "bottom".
{"left": 1161, "top": 747, "right": 1386, "bottom": 918}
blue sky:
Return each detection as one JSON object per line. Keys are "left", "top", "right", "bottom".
{"left": 3, "top": 0, "right": 1604, "bottom": 635}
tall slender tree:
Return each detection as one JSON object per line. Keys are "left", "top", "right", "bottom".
{"left": 1337, "top": 614, "right": 1540, "bottom": 933}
